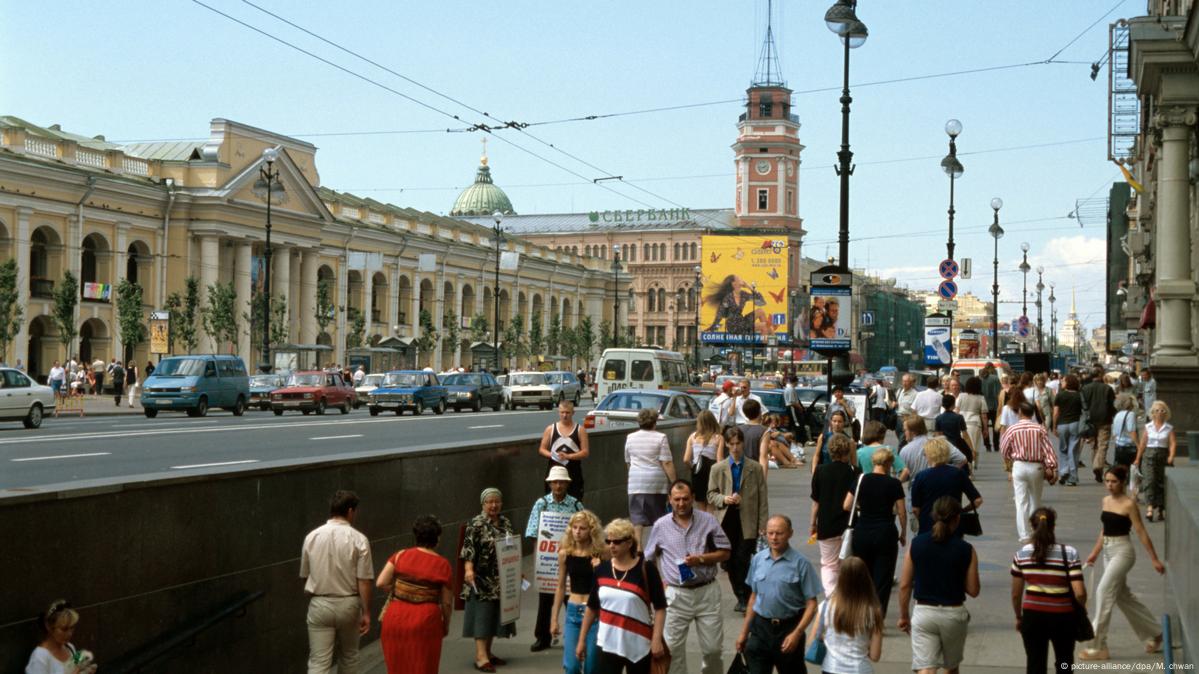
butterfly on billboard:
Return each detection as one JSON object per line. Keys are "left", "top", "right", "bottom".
{"left": 710, "top": 252, "right": 722, "bottom": 263}
{"left": 767, "top": 267, "right": 779, "bottom": 279}
{"left": 768, "top": 288, "right": 785, "bottom": 303}
{"left": 733, "top": 248, "right": 745, "bottom": 260}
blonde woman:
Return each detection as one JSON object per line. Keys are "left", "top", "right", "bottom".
{"left": 552, "top": 510, "right": 607, "bottom": 674}
{"left": 684, "top": 410, "right": 724, "bottom": 513}
{"left": 816, "top": 557, "right": 884, "bottom": 673}
{"left": 1135, "top": 401, "right": 1176, "bottom": 522}
{"left": 25, "top": 600, "right": 96, "bottom": 674}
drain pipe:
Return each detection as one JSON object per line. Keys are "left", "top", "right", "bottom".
{"left": 73, "top": 177, "right": 97, "bottom": 358}
{"left": 159, "top": 178, "right": 177, "bottom": 309}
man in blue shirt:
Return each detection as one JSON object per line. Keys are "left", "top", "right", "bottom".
{"left": 735, "top": 514, "right": 822, "bottom": 674}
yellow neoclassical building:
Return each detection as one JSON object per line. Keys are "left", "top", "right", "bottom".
{"left": 0, "top": 116, "right": 622, "bottom": 379}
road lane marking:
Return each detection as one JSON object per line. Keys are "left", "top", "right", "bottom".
{"left": 12, "top": 452, "right": 111, "bottom": 462}
{"left": 309, "top": 434, "right": 363, "bottom": 441}
{"left": 171, "top": 459, "right": 259, "bottom": 469}
{"left": 468, "top": 424, "right": 504, "bottom": 429}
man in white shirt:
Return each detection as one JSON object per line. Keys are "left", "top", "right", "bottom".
{"left": 732, "top": 378, "right": 764, "bottom": 425}
{"left": 47, "top": 361, "right": 66, "bottom": 397}
{"left": 912, "top": 375, "right": 943, "bottom": 428}
{"left": 301, "top": 490, "right": 373, "bottom": 674}
{"left": 352, "top": 365, "right": 366, "bottom": 387}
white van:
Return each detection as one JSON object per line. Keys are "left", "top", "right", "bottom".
{"left": 594, "top": 348, "right": 688, "bottom": 400}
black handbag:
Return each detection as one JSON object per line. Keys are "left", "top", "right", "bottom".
{"left": 1061, "top": 545, "right": 1095, "bottom": 642}
{"left": 726, "top": 653, "right": 749, "bottom": 674}
{"left": 959, "top": 506, "right": 982, "bottom": 537}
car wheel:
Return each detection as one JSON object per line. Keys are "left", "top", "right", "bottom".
{"left": 472, "top": 398, "right": 482, "bottom": 412}
{"left": 22, "top": 403, "right": 43, "bottom": 429}
{"left": 302, "top": 409, "right": 311, "bottom": 415}
{"left": 143, "top": 407, "right": 158, "bottom": 419}
{"left": 573, "top": 392, "right": 580, "bottom": 405}
{"left": 557, "top": 392, "right": 565, "bottom": 404}
{"left": 316, "top": 399, "right": 326, "bottom": 415}
{"left": 369, "top": 407, "right": 380, "bottom": 417}
{"left": 232, "top": 397, "right": 246, "bottom": 417}
{"left": 493, "top": 398, "right": 503, "bottom": 412}
{"left": 260, "top": 403, "right": 271, "bottom": 411}
{"left": 414, "top": 399, "right": 424, "bottom": 416}
{"left": 195, "top": 397, "right": 209, "bottom": 417}
{"left": 340, "top": 399, "right": 350, "bottom": 415}
{"left": 273, "top": 408, "right": 284, "bottom": 416}
{"left": 434, "top": 399, "right": 445, "bottom": 415}
{"left": 395, "top": 408, "right": 403, "bottom": 415}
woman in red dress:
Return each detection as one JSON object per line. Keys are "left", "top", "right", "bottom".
{"left": 376, "top": 515, "right": 454, "bottom": 673}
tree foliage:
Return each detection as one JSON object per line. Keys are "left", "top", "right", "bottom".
{"left": 201, "top": 280, "right": 239, "bottom": 353}
{"left": 503, "top": 313, "right": 527, "bottom": 366}
{"left": 469, "top": 314, "right": 489, "bottom": 344}
{"left": 547, "top": 313, "right": 562, "bottom": 356}
{"left": 443, "top": 309, "right": 461, "bottom": 358}
{"left": 345, "top": 306, "right": 365, "bottom": 351}
{"left": 165, "top": 276, "right": 201, "bottom": 354}
{"left": 115, "top": 279, "right": 147, "bottom": 362}
{"left": 52, "top": 270, "right": 79, "bottom": 353}
{"left": 0, "top": 259, "right": 22, "bottom": 363}
{"left": 413, "top": 309, "right": 439, "bottom": 362}
{"left": 577, "top": 316, "right": 595, "bottom": 364}
{"left": 244, "top": 291, "right": 288, "bottom": 354}
{"left": 315, "top": 276, "right": 334, "bottom": 336}
{"left": 528, "top": 311, "right": 544, "bottom": 358}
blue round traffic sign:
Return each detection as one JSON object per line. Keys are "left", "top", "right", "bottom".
{"left": 939, "top": 259, "right": 959, "bottom": 280}
{"left": 937, "top": 280, "right": 958, "bottom": 300}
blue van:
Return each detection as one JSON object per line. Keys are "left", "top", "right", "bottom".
{"left": 140, "top": 355, "right": 250, "bottom": 418}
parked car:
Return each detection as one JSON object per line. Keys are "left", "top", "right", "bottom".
{"left": 367, "top": 370, "right": 448, "bottom": 416}
{"left": 0, "top": 367, "right": 55, "bottom": 428}
{"left": 354, "top": 373, "right": 386, "bottom": 409}
{"left": 441, "top": 372, "right": 505, "bottom": 412}
{"left": 141, "top": 354, "right": 250, "bottom": 418}
{"left": 249, "top": 374, "right": 285, "bottom": 411}
{"left": 669, "top": 385, "right": 716, "bottom": 410}
{"left": 584, "top": 388, "right": 703, "bottom": 430}
{"left": 270, "top": 370, "right": 353, "bottom": 416}
{"left": 506, "top": 371, "right": 554, "bottom": 410}
{"left": 543, "top": 371, "right": 582, "bottom": 405}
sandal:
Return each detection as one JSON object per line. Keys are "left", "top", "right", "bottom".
{"left": 1147, "top": 635, "right": 1163, "bottom": 653}
{"left": 489, "top": 656, "right": 508, "bottom": 666}
{"left": 1078, "top": 648, "right": 1110, "bottom": 661}
{"left": 474, "top": 663, "right": 497, "bottom": 673}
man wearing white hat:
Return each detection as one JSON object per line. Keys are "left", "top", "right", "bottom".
{"left": 525, "top": 465, "right": 585, "bottom": 653}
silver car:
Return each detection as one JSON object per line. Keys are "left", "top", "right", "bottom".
{"left": 543, "top": 371, "right": 582, "bottom": 405}
{"left": 0, "top": 368, "right": 55, "bottom": 428}
{"left": 584, "top": 388, "right": 702, "bottom": 430}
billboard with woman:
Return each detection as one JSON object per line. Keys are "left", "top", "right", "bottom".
{"left": 699, "top": 235, "right": 789, "bottom": 344}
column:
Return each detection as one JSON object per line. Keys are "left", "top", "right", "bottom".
{"left": 363, "top": 268, "right": 375, "bottom": 343}
{"left": 235, "top": 242, "right": 252, "bottom": 365}
{"left": 336, "top": 257, "right": 348, "bottom": 365}
{"left": 111, "top": 224, "right": 129, "bottom": 360}
{"left": 409, "top": 273, "right": 421, "bottom": 338}
{"left": 289, "top": 249, "right": 301, "bottom": 342}
{"left": 198, "top": 235, "right": 220, "bottom": 351}
{"left": 299, "top": 250, "right": 318, "bottom": 345}
{"left": 272, "top": 244, "right": 290, "bottom": 343}
{"left": 432, "top": 274, "right": 445, "bottom": 368}
{"left": 1151, "top": 106, "right": 1198, "bottom": 364}
{"left": 453, "top": 277, "right": 465, "bottom": 367}
{"left": 389, "top": 259, "right": 400, "bottom": 337}
{"left": 13, "top": 207, "right": 30, "bottom": 368}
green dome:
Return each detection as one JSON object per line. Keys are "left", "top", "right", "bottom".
{"left": 450, "top": 159, "right": 515, "bottom": 216}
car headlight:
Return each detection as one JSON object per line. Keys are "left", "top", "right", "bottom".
{"left": 303, "top": 393, "right": 314, "bottom": 399}
{"left": 181, "top": 386, "right": 196, "bottom": 392}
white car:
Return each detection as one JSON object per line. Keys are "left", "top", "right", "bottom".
{"left": 505, "top": 371, "right": 554, "bottom": 410}
{"left": 0, "top": 368, "right": 55, "bottom": 428}
{"left": 354, "top": 373, "right": 386, "bottom": 409}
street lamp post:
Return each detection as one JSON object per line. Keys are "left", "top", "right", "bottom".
{"left": 824, "top": 0, "right": 868, "bottom": 267}
{"left": 252, "top": 147, "right": 285, "bottom": 373}
{"left": 1049, "top": 283, "right": 1057, "bottom": 355}
{"left": 1019, "top": 242, "right": 1031, "bottom": 353}
{"left": 611, "top": 245, "right": 621, "bottom": 347}
{"left": 491, "top": 211, "right": 503, "bottom": 372}
{"left": 1035, "top": 266, "right": 1045, "bottom": 352}
{"left": 941, "top": 119, "right": 964, "bottom": 371}
{"left": 693, "top": 264, "right": 702, "bottom": 373}
{"left": 988, "top": 198, "right": 1004, "bottom": 358}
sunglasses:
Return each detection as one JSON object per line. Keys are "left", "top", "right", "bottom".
{"left": 604, "top": 537, "right": 631, "bottom": 545}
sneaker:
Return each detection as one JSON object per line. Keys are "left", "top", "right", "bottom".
{"left": 734, "top": 602, "right": 747, "bottom": 613}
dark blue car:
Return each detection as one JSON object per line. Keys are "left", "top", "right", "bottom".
{"left": 367, "top": 370, "right": 448, "bottom": 416}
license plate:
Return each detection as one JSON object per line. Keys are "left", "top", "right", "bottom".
{"left": 283, "top": 401, "right": 301, "bottom": 407}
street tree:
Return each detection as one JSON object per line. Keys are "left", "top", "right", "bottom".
{"left": 443, "top": 309, "right": 460, "bottom": 363}
{"left": 577, "top": 315, "right": 594, "bottom": 366}
{"left": 547, "top": 313, "right": 562, "bottom": 357}
{"left": 52, "top": 270, "right": 79, "bottom": 356}
{"left": 0, "top": 259, "right": 23, "bottom": 363}
{"left": 503, "top": 314, "right": 526, "bottom": 368}
{"left": 243, "top": 291, "right": 288, "bottom": 355}
{"left": 413, "top": 309, "right": 439, "bottom": 367}
{"left": 345, "top": 307, "right": 365, "bottom": 351}
{"left": 469, "top": 314, "right": 489, "bottom": 344}
{"left": 201, "top": 280, "right": 238, "bottom": 353}
{"left": 115, "top": 279, "right": 147, "bottom": 362}
{"left": 528, "top": 311, "right": 544, "bottom": 358}
{"left": 559, "top": 324, "right": 577, "bottom": 368}
{"left": 315, "top": 276, "right": 334, "bottom": 338}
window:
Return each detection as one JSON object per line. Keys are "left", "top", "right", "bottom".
{"left": 643, "top": 243, "right": 649, "bottom": 261}
{"left": 4, "top": 370, "right": 29, "bottom": 388}
{"left": 630, "top": 246, "right": 636, "bottom": 262}
{"left": 204, "top": 362, "right": 217, "bottom": 378}
{"left": 627, "top": 288, "right": 635, "bottom": 311}
{"left": 648, "top": 290, "right": 656, "bottom": 312}
{"left": 672, "top": 243, "right": 679, "bottom": 260}
{"left": 631, "top": 360, "right": 654, "bottom": 381}
{"left": 690, "top": 242, "right": 697, "bottom": 260}
{"left": 757, "top": 189, "right": 768, "bottom": 210}
{"left": 602, "top": 359, "right": 626, "bottom": 382}
{"left": 759, "top": 94, "right": 773, "bottom": 118}
{"left": 786, "top": 189, "right": 794, "bottom": 214}
{"left": 657, "top": 288, "right": 666, "bottom": 313}
{"left": 585, "top": 245, "right": 592, "bottom": 257}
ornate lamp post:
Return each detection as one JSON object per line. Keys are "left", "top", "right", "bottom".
{"left": 693, "top": 264, "right": 702, "bottom": 372}
{"left": 491, "top": 210, "right": 504, "bottom": 372}
{"left": 611, "top": 245, "right": 621, "bottom": 347}
{"left": 1019, "top": 242, "right": 1031, "bottom": 353}
{"left": 941, "top": 119, "right": 963, "bottom": 370}
{"left": 824, "top": 0, "right": 868, "bottom": 267}
{"left": 1035, "top": 266, "right": 1045, "bottom": 352}
{"left": 988, "top": 198, "right": 1004, "bottom": 357}
{"left": 252, "top": 147, "right": 286, "bottom": 373}
{"left": 1049, "top": 283, "right": 1057, "bottom": 355}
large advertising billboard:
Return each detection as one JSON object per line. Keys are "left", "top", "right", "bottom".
{"left": 924, "top": 315, "right": 951, "bottom": 366}
{"left": 700, "top": 235, "right": 789, "bottom": 344}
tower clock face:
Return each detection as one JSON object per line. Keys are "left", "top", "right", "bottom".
{"left": 755, "top": 160, "right": 771, "bottom": 175}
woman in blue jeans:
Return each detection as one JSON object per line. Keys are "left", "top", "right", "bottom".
{"left": 552, "top": 510, "right": 606, "bottom": 673}
{"left": 1052, "top": 374, "right": 1084, "bottom": 487}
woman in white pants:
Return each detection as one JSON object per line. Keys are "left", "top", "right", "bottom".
{"left": 1079, "top": 465, "right": 1165, "bottom": 661}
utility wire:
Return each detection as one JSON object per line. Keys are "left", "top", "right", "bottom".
{"left": 1045, "top": 0, "right": 1130, "bottom": 63}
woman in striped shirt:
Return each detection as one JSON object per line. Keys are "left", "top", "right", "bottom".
{"left": 1010, "top": 507, "right": 1087, "bottom": 674}
{"left": 578, "top": 518, "right": 667, "bottom": 674}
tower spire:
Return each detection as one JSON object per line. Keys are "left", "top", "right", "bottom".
{"left": 1070, "top": 287, "right": 1077, "bottom": 316}
{"left": 753, "top": 0, "right": 785, "bottom": 87}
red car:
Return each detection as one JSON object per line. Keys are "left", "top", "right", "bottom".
{"left": 270, "top": 370, "right": 353, "bottom": 415}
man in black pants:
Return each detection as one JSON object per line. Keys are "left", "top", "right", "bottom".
{"left": 708, "top": 426, "right": 768, "bottom": 613}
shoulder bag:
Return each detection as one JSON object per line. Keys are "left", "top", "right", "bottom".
{"left": 958, "top": 503, "right": 983, "bottom": 537}
{"left": 1079, "top": 390, "right": 1097, "bottom": 439}
{"left": 1061, "top": 545, "right": 1095, "bottom": 641}
{"left": 1112, "top": 412, "right": 1137, "bottom": 467}
{"left": 839, "top": 473, "right": 866, "bottom": 560}
{"left": 804, "top": 600, "right": 829, "bottom": 665}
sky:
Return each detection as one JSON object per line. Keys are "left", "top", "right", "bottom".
{"left": 1, "top": 0, "right": 1136, "bottom": 339}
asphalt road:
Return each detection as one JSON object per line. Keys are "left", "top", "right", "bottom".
{"left": 0, "top": 402, "right": 596, "bottom": 492}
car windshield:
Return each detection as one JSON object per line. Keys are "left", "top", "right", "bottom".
{"left": 384, "top": 373, "right": 422, "bottom": 387}
{"left": 442, "top": 374, "right": 483, "bottom": 386}
{"left": 598, "top": 392, "right": 668, "bottom": 413}
{"left": 362, "top": 374, "right": 385, "bottom": 387}
{"left": 287, "top": 373, "right": 323, "bottom": 387}
{"left": 154, "top": 358, "right": 208, "bottom": 377}
{"left": 250, "top": 375, "right": 280, "bottom": 387}
{"left": 511, "top": 373, "right": 546, "bottom": 386}
{"left": 756, "top": 391, "right": 785, "bottom": 408}
{"left": 545, "top": 374, "right": 563, "bottom": 384}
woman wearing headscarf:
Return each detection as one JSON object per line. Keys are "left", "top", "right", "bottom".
{"left": 461, "top": 488, "right": 518, "bottom": 672}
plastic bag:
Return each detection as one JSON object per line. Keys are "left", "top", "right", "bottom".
{"left": 1130, "top": 463, "right": 1142, "bottom": 499}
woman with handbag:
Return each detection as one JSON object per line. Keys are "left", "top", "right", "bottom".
{"left": 845, "top": 447, "right": 907, "bottom": 617}
{"left": 577, "top": 518, "right": 668, "bottom": 674}
{"left": 1010, "top": 507, "right": 1087, "bottom": 673}
{"left": 1079, "top": 466, "right": 1165, "bottom": 661}
{"left": 1135, "top": 401, "right": 1177, "bottom": 522}
{"left": 957, "top": 377, "right": 989, "bottom": 471}
{"left": 375, "top": 515, "right": 454, "bottom": 674}
{"left": 1110, "top": 395, "right": 1140, "bottom": 469}
{"left": 909, "top": 438, "right": 983, "bottom": 537}
{"left": 810, "top": 434, "right": 858, "bottom": 596}
{"left": 814, "top": 556, "right": 883, "bottom": 673}
{"left": 1052, "top": 374, "right": 1085, "bottom": 487}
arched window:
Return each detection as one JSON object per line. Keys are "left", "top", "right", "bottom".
{"left": 657, "top": 243, "right": 666, "bottom": 260}
{"left": 572, "top": 246, "right": 578, "bottom": 255}
{"left": 676, "top": 289, "right": 685, "bottom": 312}
{"left": 657, "top": 288, "right": 666, "bottom": 313}
{"left": 690, "top": 242, "right": 697, "bottom": 259}
{"left": 630, "top": 245, "right": 636, "bottom": 262}
{"left": 627, "top": 288, "right": 635, "bottom": 312}
{"left": 673, "top": 243, "right": 679, "bottom": 260}
{"left": 643, "top": 243, "right": 650, "bottom": 261}
{"left": 647, "top": 288, "right": 656, "bottom": 312}
{"left": 688, "top": 287, "right": 697, "bottom": 310}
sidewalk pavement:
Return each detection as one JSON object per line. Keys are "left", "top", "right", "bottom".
{"left": 361, "top": 436, "right": 1174, "bottom": 673}
{"left": 50, "top": 393, "right": 147, "bottom": 418}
